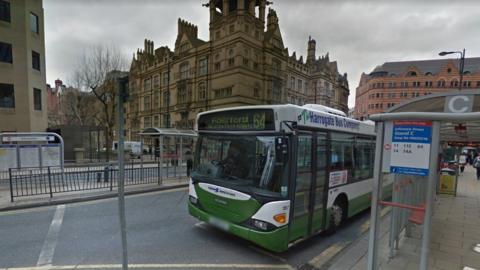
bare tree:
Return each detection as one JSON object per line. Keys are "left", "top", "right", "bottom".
{"left": 61, "top": 87, "right": 97, "bottom": 126}
{"left": 71, "top": 45, "right": 128, "bottom": 161}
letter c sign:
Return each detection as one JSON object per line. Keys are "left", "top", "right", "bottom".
{"left": 444, "top": 95, "right": 473, "bottom": 113}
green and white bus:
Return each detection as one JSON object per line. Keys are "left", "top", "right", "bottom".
{"left": 188, "top": 104, "right": 378, "bottom": 252}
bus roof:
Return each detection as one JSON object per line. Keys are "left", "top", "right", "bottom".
{"left": 197, "top": 104, "right": 375, "bottom": 136}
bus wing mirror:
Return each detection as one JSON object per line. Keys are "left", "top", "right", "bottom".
{"left": 275, "top": 137, "right": 288, "bottom": 163}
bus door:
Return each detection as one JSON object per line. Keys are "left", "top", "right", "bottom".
{"left": 289, "top": 133, "right": 315, "bottom": 242}
{"left": 311, "top": 132, "right": 327, "bottom": 233}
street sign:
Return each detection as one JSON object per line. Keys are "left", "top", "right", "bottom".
{"left": 2, "top": 135, "right": 55, "bottom": 142}
{"left": 390, "top": 121, "right": 432, "bottom": 176}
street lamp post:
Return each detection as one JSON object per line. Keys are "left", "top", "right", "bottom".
{"left": 439, "top": 49, "right": 466, "bottom": 90}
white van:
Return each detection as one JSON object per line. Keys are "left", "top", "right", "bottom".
{"left": 113, "top": 141, "right": 142, "bottom": 158}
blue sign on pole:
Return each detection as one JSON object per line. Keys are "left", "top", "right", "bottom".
{"left": 390, "top": 121, "right": 432, "bottom": 176}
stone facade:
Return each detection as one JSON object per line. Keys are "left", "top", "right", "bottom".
{"left": 354, "top": 57, "right": 480, "bottom": 120}
{"left": 126, "top": 0, "right": 349, "bottom": 140}
{"left": 0, "top": 0, "right": 47, "bottom": 132}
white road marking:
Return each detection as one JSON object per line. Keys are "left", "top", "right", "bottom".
{"left": 36, "top": 205, "right": 66, "bottom": 267}
{"left": 2, "top": 263, "right": 292, "bottom": 269}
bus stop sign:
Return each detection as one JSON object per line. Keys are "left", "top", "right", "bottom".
{"left": 390, "top": 121, "right": 432, "bottom": 176}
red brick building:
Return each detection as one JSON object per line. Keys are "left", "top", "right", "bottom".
{"left": 46, "top": 79, "right": 64, "bottom": 126}
{"left": 354, "top": 57, "right": 480, "bottom": 120}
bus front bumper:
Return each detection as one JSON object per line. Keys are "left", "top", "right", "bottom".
{"left": 188, "top": 201, "right": 288, "bottom": 252}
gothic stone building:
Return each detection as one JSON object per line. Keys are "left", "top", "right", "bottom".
{"left": 126, "top": 0, "right": 349, "bottom": 141}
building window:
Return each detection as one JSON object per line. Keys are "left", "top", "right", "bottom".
{"left": 154, "top": 91, "right": 160, "bottom": 108}
{"left": 162, "top": 91, "right": 169, "bottom": 106}
{"left": 229, "top": 24, "right": 234, "bottom": 34}
{"left": 0, "top": 0, "right": 10, "bottom": 23}
{"left": 180, "top": 62, "right": 189, "bottom": 79}
{"left": 477, "top": 81, "right": 480, "bottom": 87}
{"left": 272, "top": 58, "right": 281, "bottom": 77}
{"left": 32, "top": 51, "right": 40, "bottom": 71}
{"left": 243, "top": 57, "right": 249, "bottom": 67}
{"left": 450, "top": 79, "right": 459, "bottom": 87}
{"left": 290, "top": 76, "right": 295, "bottom": 89}
{"left": 163, "top": 114, "right": 170, "bottom": 128}
{"left": 198, "top": 82, "right": 206, "bottom": 100}
{"left": 153, "top": 75, "right": 160, "bottom": 88}
{"left": 464, "top": 81, "right": 471, "bottom": 87}
{"left": 178, "top": 86, "right": 187, "bottom": 103}
{"left": 214, "top": 87, "right": 232, "bottom": 98}
{"left": 0, "top": 42, "right": 12, "bottom": 63}
{"left": 437, "top": 80, "right": 445, "bottom": 87}
{"left": 30, "top": 12, "right": 39, "bottom": 34}
{"left": 143, "top": 95, "right": 151, "bottom": 110}
{"left": 297, "top": 79, "right": 302, "bottom": 92}
{"left": 144, "top": 117, "right": 152, "bottom": 128}
{"left": 254, "top": 88, "right": 259, "bottom": 97}
{"left": 272, "top": 79, "right": 282, "bottom": 103}
{"left": 407, "top": 71, "right": 417, "bottom": 76}
{"left": 214, "top": 62, "right": 221, "bottom": 71}
{"left": 162, "top": 72, "right": 168, "bottom": 86}
{"left": 0, "top": 83, "right": 14, "bottom": 108}
{"left": 228, "top": 57, "right": 234, "bottom": 67}
{"left": 143, "top": 78, "right": 151, "bottom": 91}
{"left": 198, "top": 58, "right": 207, "bottom": 75}
{"left": 33, "top": 88, "right": 42, "bottom": 110}
{"left": 154, "top": 116, "right": 159, "bottom": 127}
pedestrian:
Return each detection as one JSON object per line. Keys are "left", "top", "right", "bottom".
{"left": 185, "top": 149, "right": 193, "bottom": 177}
{"left": 474, "top": 154, "right": 480, "bottom": 180}
{"left": 459, "top": 152, "right": 467, "bottom": 173}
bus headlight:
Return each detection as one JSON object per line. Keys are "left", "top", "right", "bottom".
{"left": 189, "top": 196, "right": 198, "bottom": 205}
{"left": 253, "top": 220, "right": 268, "bottom": 231}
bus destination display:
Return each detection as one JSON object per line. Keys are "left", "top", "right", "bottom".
{"left": 198, "top": 109, "right": 275, "bottom": 131}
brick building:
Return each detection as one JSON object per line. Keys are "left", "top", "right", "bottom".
{"left": 126, "top": 0, "right": 349, "bottom": 140}
{"left": 354, "top": 57, "right": 480, "bottom": 120}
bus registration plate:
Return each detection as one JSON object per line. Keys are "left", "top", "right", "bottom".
{"left": 209, "top": 217, "right": 229, "bottom": 231}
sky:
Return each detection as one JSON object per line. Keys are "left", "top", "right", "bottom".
{"left": 43, "top": 0, "right": 480, "bottom": 108}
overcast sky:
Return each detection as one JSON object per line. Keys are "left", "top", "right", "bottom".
{"left": 43, "top": 0, "right": 480, "bottom": 108}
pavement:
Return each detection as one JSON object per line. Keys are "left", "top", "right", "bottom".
{"left": 326, "top": 165, "right": 480, "bottom": 270}
{"left": 0, "top": 188, "right": 374, "bottom": 270}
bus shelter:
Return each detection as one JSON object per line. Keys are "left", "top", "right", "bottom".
{"left": 139, "top": 128, "right": 197, "bottom": 179}
{"left": 367, "top": 90, "right": 480, "bottom": 270}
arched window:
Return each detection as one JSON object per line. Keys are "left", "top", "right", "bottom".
{"left": 425, "top": 72, "right": 433, "bottom": 76}
{"left": 198, "top": 82, "right": 206, "bottom": 100}
{"left": 407, "top": 71, "right": 417, "bottom": 76}
{"left": 450, "top": 79, "right": 459, "bottom": 87}
{"left": 437, "top": 79, "right": 446, "bottom": 87}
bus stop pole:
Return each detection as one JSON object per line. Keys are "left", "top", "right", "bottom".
{"left": 419, "top": 121, "right": 440, "bottom": 270}
{"left": 117, "top": 79, "right": 129, "bottom": 270}
{"left": 367, "top": 121, "right": 385, "bottom": 270}
{"left": 159, "top": 136, "right": 163, "bottom": 185}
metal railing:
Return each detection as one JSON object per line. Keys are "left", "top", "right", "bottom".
{"left": 8, "top": 161, "right": 187, "bottom": 202}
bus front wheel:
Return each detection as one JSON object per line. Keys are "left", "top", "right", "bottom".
{"left": 328, "top": 197, "right": 347, "bottom": 233}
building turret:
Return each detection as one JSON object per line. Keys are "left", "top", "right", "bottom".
{"left": 267, "top": 8, "right": 278, "bottom": 31}
{"left": 307, "top": 36, "right": 316, "bottom": 64}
